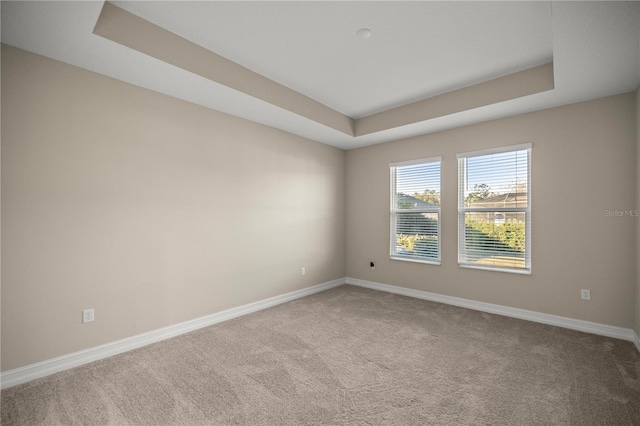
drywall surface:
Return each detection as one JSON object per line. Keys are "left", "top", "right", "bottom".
{"left": 347, "top": 92, "right": 637, "bottom": 329}
{"left": 1, "top": 45, "right": 346, "bottom": 371}
{"left": 636, "top": 86, "right": 640, "bottom": 338}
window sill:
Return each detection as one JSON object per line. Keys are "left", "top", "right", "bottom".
{"left": 458, "top": 263, "right": 531, "bottom": 275}
{"left": 390, "top": 256, "right": 441, "bottom": 266}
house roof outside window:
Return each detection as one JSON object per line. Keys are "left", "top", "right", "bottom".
{"left": 397, "top": 193, "right": 438, "bottom": 209}
{"left": 470, "top": 192, "right": 527, "bottom": 208}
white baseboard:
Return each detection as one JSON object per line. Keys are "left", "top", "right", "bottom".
{"left": 346, "top": 277, "right": 639, "bottom": 348}
{"left": 0, "top": 278, "right": 345, "bottom": 390}
{"left": 3, "top": 276, "right": 637, "bottom": 390}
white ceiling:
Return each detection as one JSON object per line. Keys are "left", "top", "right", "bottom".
{"left": 1, "top": 1, "right": 639, "bottom": 150}
{"left": 111, "top": 1, "right": 553, "bottom": 118}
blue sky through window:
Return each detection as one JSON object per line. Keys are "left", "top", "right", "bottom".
{"left": 464, "top": 149, "right": 528, "bottom": 196}
{"left": 396, "top": 162, "right": 441, "bottom": 200}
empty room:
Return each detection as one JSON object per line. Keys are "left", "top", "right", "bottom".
{"left": 1, "top": 1, "right": 640, "bottom": 425}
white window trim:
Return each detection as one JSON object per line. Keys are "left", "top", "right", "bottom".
{"left": 457, "top": 144, "right": 532, "bottom": 274}
{"left": 390, "top": 157, "right": 442, "bottom": 265}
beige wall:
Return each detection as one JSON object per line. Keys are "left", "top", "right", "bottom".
{"left": 347, "top": 92, "right": 637, "bottom": 329}
{"left": 2, "top": 43, "right": 638, "bottom": 373}
{"left": 1, "top": 45, "right": 346, "bottom": 371}
{"left": 636, "top": 86, "right": 640, "bottom": 338}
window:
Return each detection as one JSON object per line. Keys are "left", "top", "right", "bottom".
{"left": 390, "top": 158, "right": 441, "bottom": 264}
{"left": 458, "top": 144, "right": 531, "bottom": 274}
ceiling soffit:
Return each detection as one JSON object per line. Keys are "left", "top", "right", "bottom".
{"left": 93, "top": 2, "right": 554, "bottom": 139}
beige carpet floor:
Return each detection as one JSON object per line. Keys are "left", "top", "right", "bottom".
{"left": 2, "top": 285, "right": 639, "bottom": 425}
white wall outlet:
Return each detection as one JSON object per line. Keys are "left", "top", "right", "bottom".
{"left": 580, "top": 289, "right": 591, "bottom": 300}
{"left": 301, "top": 267, "right": 306, "bottom": 276}
{"left": 82, "top": 308, "right": 95, "bottom": 323}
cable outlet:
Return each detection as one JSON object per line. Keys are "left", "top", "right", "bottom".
{"left": 580, "top": 289, "right": 591, "bottom": 300}
{"left": 301, "top": 267, "right": 306, "bottom": 276}
{"left": 82, "top": 308, "right": 95, "bottom": 323}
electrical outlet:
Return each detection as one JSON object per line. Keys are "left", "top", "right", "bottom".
{"left": 580, "top": 289, "right": 591, "bottom": 300}
{"left": 301, "top": 267, "right": 306, "bottom": 276}
{"left": 82, "top": 308, "right": 95, "bottom": 323}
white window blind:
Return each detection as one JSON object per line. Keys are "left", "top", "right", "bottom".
{"left": 390, "top": 158, "right": 441, "bottom": 264}
{"left": 457, "top": 144, "right": 531, "bottom": 274}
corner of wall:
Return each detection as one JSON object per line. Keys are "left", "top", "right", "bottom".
{"left": 1, "top": 46, "right": 348, "bottom": 372}
{"left": 636, "top": 85, "right": 640, "bottom": 339}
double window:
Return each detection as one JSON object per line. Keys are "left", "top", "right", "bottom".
{"left": 389, "top": 144, "right": 531, "bottom": 274}
{"left": 389, "top": 158, "right": 441, "bottom": 264}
